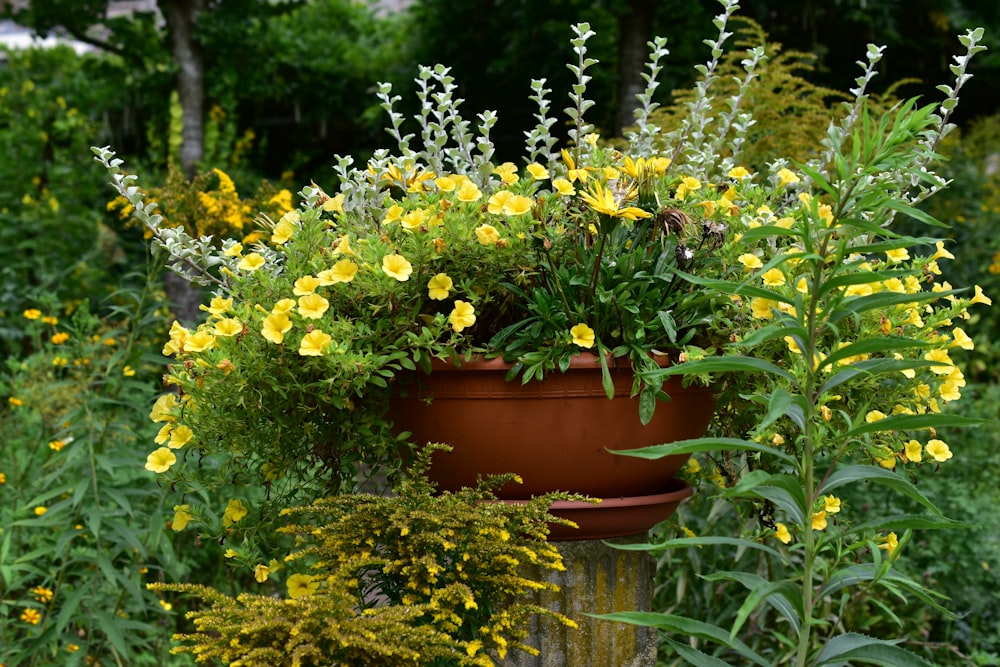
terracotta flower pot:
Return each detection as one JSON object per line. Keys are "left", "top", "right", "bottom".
{"left": 389, "top": 353, "right": 714, "bottom": 539}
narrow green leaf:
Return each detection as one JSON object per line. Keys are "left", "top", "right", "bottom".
{"left": 729, "top": 579, "right": 795, "bottom": 640}
{"left": 849, "top": 514, "right": 968, "bottom": 533}
{"left": 609, "top": 535, "right": 786, "bottom": 560}
{"left": 760, "top": 388, "right": 794, "bottom": 430}
{"left": 815, "top": 633, "right": 933, "bottom": 666}
{"left": 597, "top": 612, "right": 772, "bottom": 667}
{"left": 819, "top": 465, "right": 945, "bottom": 517}
{"left": 614, "top": 437, "right": 794, "bottom": 464}
{"left": 666, "top": 639, "right": 732, "bottom": 667}
{"left": 844, "top": 413, "right": 988, "bottom": 438}
{"left": 650, "top": 356, "right": 795, "bottom": 382}
{"left": 95, "top": 610, "right": 129, "bottom": 657}
{"left": 818, "top": 337, "right": 928, "bottom": 372}
{"left": 702, "top": 571, "right": 802, "bottom": 635}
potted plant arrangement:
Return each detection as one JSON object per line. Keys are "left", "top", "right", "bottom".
{"left": 93, "top": 21, "right": 762, "bottom": 543}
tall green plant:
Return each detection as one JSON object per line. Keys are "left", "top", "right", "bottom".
{"left": 605, "top": 26, "right": 991, "bottom": 667}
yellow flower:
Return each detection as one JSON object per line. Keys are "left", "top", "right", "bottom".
{"left": 172, "top": 505, "right": 192, "bottom": 531}
{"left": 878, "top": 532, "right": 899, "bottom": 556}
{"left": 254, "top": 564, "right": 270, "bottom": 583}
{"left": 749, "top": 297, "right": 775, "bottom": 320}
{"left": 435, "top": 175, "right": 458, "bottom": 192}
{"left": 66, "top": 644, "right": 80, "bottom": 653}
{"left": 149, "top": 393, "right": 178, "bottom": 423}
{"left": 427, "top": 273, "right": 453, "bottom": 300}
{"left": 271, "top": 218, "right": 295, "bottom": 245}
{"left": 20, "top": 608, "right": 41, "bottom": 625}
{"left": 299, "top": 329, "right": 332, "bottom": 356}
{"left": 319, "top": 259, "right": 359, "bottom": 284}
{"left": 455, "top": 180, "right": 482, "bottom": 203}
{"left": 876, "top": 447, "right": 897, "bottom": 469}
{"left": 272, "top": 299, "right": 296, "bottom": 314}
{"left": 777, "top": 168, "right": 800, "bottom": 187}
{"left": 202, "top": 295, "right": 233, "bottom": 316}
{"left": 333, "top": 235, "right": 355, "bottom": 256}
{"left": 322, "top": 193, "right": 345, "bottom": 213}
{"left": 293, "top": 275, "right": 322, "bottom": 296}
{"left": 41, "top": 315, "right": 58, "bottom": 325}
{"left": 49, "top": 439, "right": 66, "bottom": 451}
{"left": 51, "top": 332, "right": 70, "bottom": 345}
{"left": 738, "top": 253, "right": 763, "bottom": 270}
{"left": 224, "top": 242, "right": 243, "bottom": 257}
{"left": 223, "top": 499, "right": 248, "bottom": 527}
{"left": 970, "top": 284, "right": 992, "bottom": 306}
{"left": 685, "top": 458, "right": 701, "bottom": 474}
{"left": 168, "top": 424, "right": 193, "bottom": 449}
{"left": 552, "top": 177, "right": 576, "bottom": 196}
{"left": 930, "top": 241, "right": 955, "bottom": 261}
{"left": 122, "top": 365, "right": 136, "bottom": 377}
{"left": 950, "top": 327, "right": 974, "bottom": 350}
{"left": 823, "top": 495, "right": 841, "bottom": 514}
{"left": 183, "top": 330, "right": 216, "bottom": 353}
{"left": 865, "top": 410, "right": 887, "bottom": 423}
{"left": 761, "top": 268, "right": 785, "bottom": 287}
{"left": 926, "top": 439, "right": 953, "bottom": 462}
{"left": 569, "top": 323, "right": 595, "bottom": 348}
{"left": 885, "top": 247, "right": 910, "bottom": 264}
{"left": 449, "top": 301, "right": 476, "bottom": 332}
{"left": 31, "top": 586, "right": 53, "bottom": 603}
{"left": 579, "top": 182, "right": 651, "bottom": 220}
{"left": 159, "top": 599, "right": 173, "bottom": 612}
{"left": 774, "top": 523, "right": 792, "bottom": 544}
{"left": 502, "top": 194, "right": 533, "bottom": 216}
{"left": 784, "top": 335, "right": 802, "bottom": 354}
{"left": 261, "top": 312, "right": 292, "bottom": 344}
{"left": 923, "top": 349, "right": 954, "bottom": 374}
{"left": 145, "top": 447, "right": 177, "bottom": 474}
{"left": 34, "top": 506, "right": 48, "bottom": 516}
{"left": 727, "top": 166, "right": 751, "bottom": 179}
{"left": 811, "top": 511, "right": 828, "bottom": 531}
{"left": 475, "top": 224, "right": 500, "bottom": 245}
{"left": 494, "top": 162, "right": 519, "bottom": 184}
{"left": 213, "top": 318, "right": 242, "bottom": 337}
{"left": 401, "top": 208, "right": 429, "bottom": 230}
{"left": 904, "top": 440, "right": 923, "bottom": 463}
{"left": 298, "top": 293, "right": 330, "bottom": 319}
{"left": 526, "top": 163, "right": 550, "bottom": 180}
{"left": 382, "top": 254, "right": 413, "bottom": 281}
{"left": 23, "top": 308, "right": 42, "bottom": 319}
{"left": 383, "top": 204, "right": 404, "bottom": 223}
{"left": 287, "top": 573, "right": 320, "bottom": 599}
{"left": 238, "top": 253, "right": 266, "bottom": 271}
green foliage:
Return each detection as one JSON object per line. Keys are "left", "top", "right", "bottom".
{"left": 153, "top": 446, "right": 582, "bottom": 666}
{"left": 0, "top": 261, "right": 194, "bottom": 666}
{"left": 604, "top": 22, "right": 993, "bottom": 667}
{"left": 918, "top": 113, "right": 1000, "bottom": 383}
{"left": 0, "top": 45, "right": 137, "bottom": 358}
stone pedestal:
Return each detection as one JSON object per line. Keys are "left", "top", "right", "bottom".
{"left": 501, "top": 538, "right": 658, "bottom": 667}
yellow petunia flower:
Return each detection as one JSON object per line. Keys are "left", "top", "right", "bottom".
{"left": 449, "top": 301, "right": 476, "bottom": 332}
{"left": 299, "top": 329, "right": 332, "bottom": 357}
{"left": 382, "top": 254, "right": 413, "bottom": 281}
{"left": 298, "top": 293, "right": 330, "bottom": 320}
{"left": 774, "top": 523, "right": 792, "bottom": 544}
{"left": 145, "top": 447, "right": 177, "bottom": 474}
{"left": 261, "top": 312, "right": 292, "bottom": 344}
{"left": 172, "top": 505, "right": 193, "bottom": 531}
{"left": 569, "top": 323, "right": 595, "bottom": 348}
{"left": 223, "top": 499, "right": 248, "bottom": 526}
{"left": 427, "top": 273, "right": 453, "bottom": 300}
{"left": 925, "top": 439, "right": 953, "bottom": 462}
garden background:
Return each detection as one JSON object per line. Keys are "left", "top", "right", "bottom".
{"left": 2, "top": 0, "right": 1000, "bottom": 664}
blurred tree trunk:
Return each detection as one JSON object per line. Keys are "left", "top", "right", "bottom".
{"left": 158, "top": 0, "right": 205, "bottom": 178}
{"left": 615, "top": 0, "right": 654, "bottom": 136}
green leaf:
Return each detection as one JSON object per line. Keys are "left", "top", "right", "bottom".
{"left": 819, "top": 465, "right": 945, "bottom": 517}
{"left": 849, "top": 514, "right": 968, "bottom": 533}
{"left": 665, "top": 639, "right": 733, "bottom": 667}
{"left": 609, "top": 535, "right": 786, "bottom": 561}
{"left": 650, "top": 356, "right": 795, "bottom": 383}
{"left": 760, "top": 388, "right": 794, "bottom": 430}
{"left": 844, "top": 413, "right": 988, "bottom": 438}
{"left": 818, "top": 337, "right": 928, "bottom": 372}
{"left": 814, "top": 633, "right": 933, "bottom": 666}
{"left": 701, "top": 571, "right": 802, "bottom": 635}
{"left": 638, "top": 386, "right": 656, "bottom": 426}
{"left": 597, "top": 612, "right": 772, "bottom": 667}
{"left": 820, "top": 358, "right": 938, "bottom": 394}
{"left": 95, "top": 610, "right": 129, "bottom": 657}
{"left": 613, "top": 437, "right": 794, "bottom": 464}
